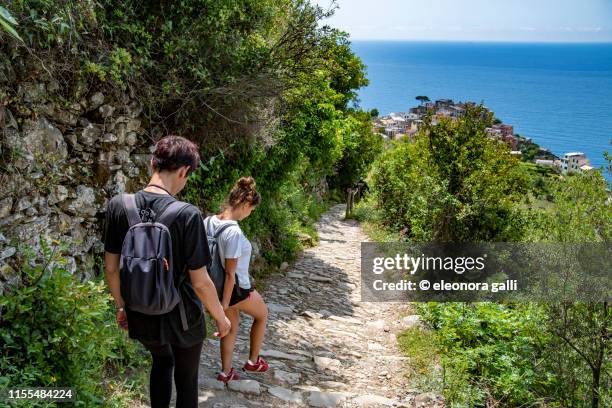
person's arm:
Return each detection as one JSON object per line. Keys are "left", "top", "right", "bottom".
{"left": 189, "top": 266, "right": 231, "bottom": 338}
{"left": 104, "top": 251, "right": 127, "bottom": 330}
{"left": 221, "top": 259, "right": 238, "bottom": 310}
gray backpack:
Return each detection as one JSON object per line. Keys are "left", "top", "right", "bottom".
{"left": 119, "top": 193, "right": 191, "bottom": 331}
{"left": 204, "top": 215, "right": 242, "bottom": 300}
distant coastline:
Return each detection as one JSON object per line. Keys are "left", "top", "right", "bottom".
{"left": 373, "top": 98, "right": 594, "bottom": 175}
{"left": 351, "top": 40, "right": 612, "bottom": 178}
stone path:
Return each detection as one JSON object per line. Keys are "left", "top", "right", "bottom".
{"left": 156, "top": 204, "right": 444, "bottom": 407}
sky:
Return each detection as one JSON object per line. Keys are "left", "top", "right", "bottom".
{"left": 314, "top": 0, "right": 612, "bottom": 42}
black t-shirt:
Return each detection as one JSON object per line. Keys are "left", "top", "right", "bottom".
{"left": 102, "top": 190, "right": 211, "bottom": 347}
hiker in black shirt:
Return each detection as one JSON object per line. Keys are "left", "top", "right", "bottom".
{"left": 103, "top": 135, "right": 230, "bottom": 408}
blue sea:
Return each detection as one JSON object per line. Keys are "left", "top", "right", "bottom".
{"left": 351, "top": 41, "right": 612, "bottom": 176}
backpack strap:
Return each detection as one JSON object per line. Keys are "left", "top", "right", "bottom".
{"left": 156, "top": 200, "right": 191, "bottom": 227}
{"left": 204, "top": 215, "right": 237, "bottom": 239}
{"left": 122, "top": 194, "right": 142, "bottom": 227}
{"left": 156, "top": 200, "right": 191, "bottom": 332}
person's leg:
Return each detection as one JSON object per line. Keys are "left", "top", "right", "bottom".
{"left": 139, "top": 340, "right": 174, "bottom": 408}
{"left": 234, "top": 290, "right": 268, "bottom": 362}
{"left": 172, "top": 340, "right": 204, "bottom": 408}
{"left": 220, "top": 307, "right": 240, "bottom": 373}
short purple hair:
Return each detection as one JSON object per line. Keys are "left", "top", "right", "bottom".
{"left": 151, "top": 135, "right": 200, "bottom": 174}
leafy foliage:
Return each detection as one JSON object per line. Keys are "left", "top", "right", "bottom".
{"left": 0, "top": 241, "right": 148, "bottom": 406}
{"left": 370, "top": 106, "right": 528, "bottom": 241}
{"left": 367, "top": 110, "right": 611, "bottom": 406}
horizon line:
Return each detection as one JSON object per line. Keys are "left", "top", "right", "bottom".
{"left": 348, "top": 38, "right": 612, "bottom": 44}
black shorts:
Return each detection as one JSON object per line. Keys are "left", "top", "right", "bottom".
{"left": 229, "top": 284, "right": 254, "bottom": 306}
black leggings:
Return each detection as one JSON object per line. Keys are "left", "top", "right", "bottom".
{"left": 139, "top": 339, "right": 203, "bottom": 408}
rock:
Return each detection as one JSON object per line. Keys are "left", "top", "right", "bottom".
{"left": 114, "top": 122, "right": 127, "bottom": 144}
{"left": 318, "top": 381, "right": 346, "bottom": 390}
{"left": 307, "top": 391, "right": 349, "bottom": 407}
{"left": 25, "top": 207, "right": 38, "bottom": 216}
{"left": 300, "top": 311, "right": 321, "bottom": 320}
{"left": 126, "top": 132, "right": 138, "bottom": 146}
{"left": 296, "top": 286, "right": 311, "bottom": 294}
{"left": 126, "top": 118, "right": 141, "bottom": 132}
{"left": 19, "top": 82, "right": 46, "bottom": 103}
{"left": 22, "top": 117, "right": 67, "bottom": 160}
{"left": 47, "top": 185, "right": 69, "bottom": 205}
{"left": 328, "top": 315, "right": 363, "bottom": 325}
{"left": 351, "top": 394, "right": 397, "bottom": 406}
{"left": 65, "top": 185, "right": 97, "bottom": 217}
{"left": 313, "top": 356, "right": 341, "bottom": 372}
{"left": 200, "top": 378, "right": 225, "bottom": 391}
{"left": 227, "top": 379, "right": 261, "bottom": 395}
{"left": 0, "top": 263, "right": 19, "bottom": 289}
{"left": 402, "top": 315, "right": 422, "bottom": 328}
{"left": 0, "top": 197, "right": 13, "bottom": 218}
{"left": 0, "top": 213, "right": 24, "bottom": 228}
{"left": 287, "top": 271, "right": 305, "bottom": 279}
{"left": 267, "top": 386, "right": 303, "bottom": 404}
{"left": 309, "top": 275, "right": 332, "bottom": 283}
{"left": 0, "top": 247, "right": 16, "bottom": 261}
{"left": 2, "top": 107, "right": 18, "bottom": 129}
{"left": 102, "top": 133, "right": 118, "bottom": 143}
{"left": 126, "top": 100, "right": 142, "bottom": 118}
{"left": 15, "top": 197, "right": 32, "bottom": 212}
{"left": 367, "top": 342, "right": 385, "bottom": 351}
{"left": 0, "top": 263, "right": 16, "bottom": 279}
{"left": 273, "top": 369, "right": 301, "bottom": 385}
{"left": 109, "top": 170, "right": 128, "bottom": 195}
{"left": 260, "top": 350, "right": 308, "bottom": 361}
{"left": 80, "top": 123, "right": 102, "bottom": 145}
{"left": 267, "top": 302, "right": 294, "bottom": 314}
{"left": 366, "top": 319, "right": 386, "bottom": 330}
{"left": 88, "top": 92, "right": 105, "bottom": 109}
{"left": 414, "top": 392, "right": 444, "bottom": 407}
{"left": 49, "top": 107, "right": 78, "bottom": 126}
{"left": 98, "top": 104, "right": 115, "bottom": 118}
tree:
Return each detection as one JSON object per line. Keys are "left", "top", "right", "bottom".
{"left": 527, "top": 160, "right": 611, "bottom": 408}
{"left": 415, "top": 95, "right": 430, "bottom": 105}
{"left": 370, "top": 105, "right": 528, "bottom": 241}
{"left": 369, "top": 108, "right": 379, "bottom": 118}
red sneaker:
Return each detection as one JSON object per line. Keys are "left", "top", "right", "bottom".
{"left": 243, "top": 356, "right": 269, "bottom": 373}
{"left": 216, "top": 367, "right": 240, "bottom": 383}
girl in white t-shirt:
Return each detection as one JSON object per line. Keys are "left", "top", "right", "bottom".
{"left": 209, "top": 176, "right": 269, "bottom": 383}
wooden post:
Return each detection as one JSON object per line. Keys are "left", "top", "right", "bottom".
{"left": 346, "top": 188, "right": 353, "bottom": 218}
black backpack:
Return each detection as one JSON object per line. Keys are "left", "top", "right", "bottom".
{"left": 203, "top": 215, "right": 242, "bottom": 300}
{"left": 119, "top": 193, "right": 191, "bottom": 331}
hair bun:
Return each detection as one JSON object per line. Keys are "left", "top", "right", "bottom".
{"left": 236, "top": 176, "right": 256, "bottom": 190}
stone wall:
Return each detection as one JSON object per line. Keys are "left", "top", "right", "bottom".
{"left": 0, "top": 59, "right": 153, "bottom": 293}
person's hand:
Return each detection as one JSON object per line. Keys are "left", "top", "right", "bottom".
{"left": 213, "top": 316, "right": 231, "bottom": 338}
{"left": 116, "top": 309, "right": 128, "bottom": 331}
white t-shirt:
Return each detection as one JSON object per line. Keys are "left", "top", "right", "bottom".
{"left": 205, "top": 215, "right": 252, "bottom": 290}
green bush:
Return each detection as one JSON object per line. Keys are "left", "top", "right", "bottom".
{"left": 417, "top": 302, "right": 552, "bottom": 406}
{"left": 369, "top": 106, "right": 528, "bottom": 242}
{"left": 0, "top": 241, "right": 148, "bottom": 406}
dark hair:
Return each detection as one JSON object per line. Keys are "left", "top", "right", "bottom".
{"left": 223, "top": 176, "right": 261, "bottom": 209}
{"left": 151, "top": 135, "right": 200, "bottom": 174}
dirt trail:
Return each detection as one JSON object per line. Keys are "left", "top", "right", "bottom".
{"left": 152, "top": 204, "right": 444, "bottom": 407}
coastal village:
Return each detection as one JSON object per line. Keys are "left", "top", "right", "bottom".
{"left": 373, "top": 98, "right": 593, "bottom": 175}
